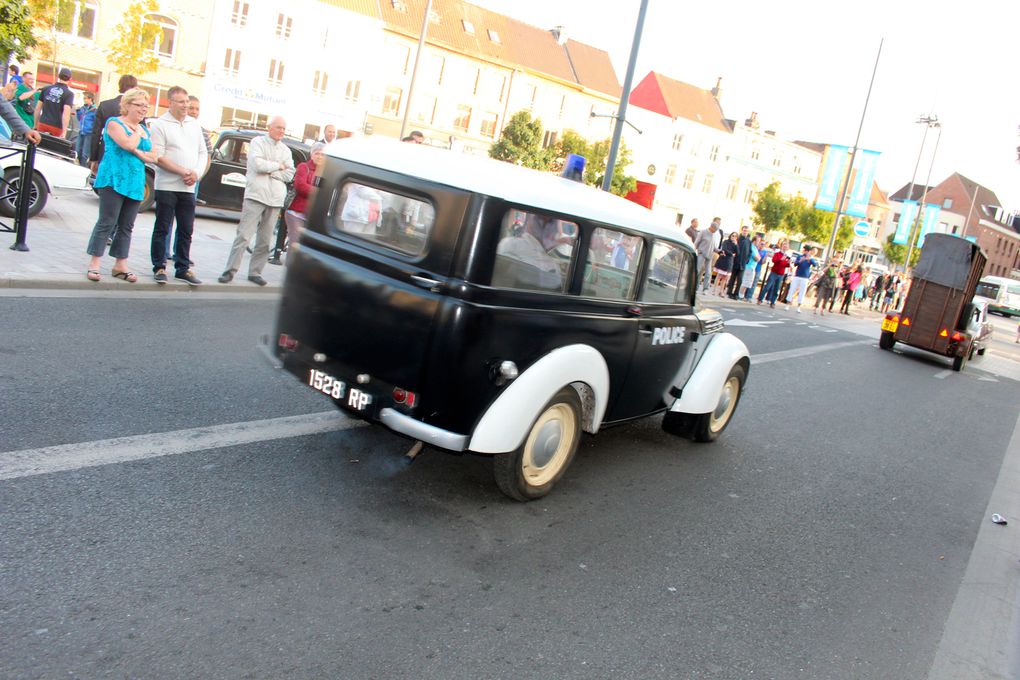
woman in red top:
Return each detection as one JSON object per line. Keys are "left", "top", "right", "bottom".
{"left": 283, "top": 141, "right": 325, "bottom": 247}
{"left": 758, "top": 237, "right": 789, "bottom": 308}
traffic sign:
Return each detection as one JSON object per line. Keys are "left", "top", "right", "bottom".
{"left": 854, "top": 220, "right": 870, "bottom": 237}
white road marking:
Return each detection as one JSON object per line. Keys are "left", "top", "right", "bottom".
{"left": 933, "top": 369, "right": 953, "bottom": 379}
{"left": 725, "top": 319, "right": 787, "bottom": 328}
{"left": 750, "top": 340, "right": 872, "bottom": 365}
{"left": 0, "top": 411, "right": 363, "bottom": 481}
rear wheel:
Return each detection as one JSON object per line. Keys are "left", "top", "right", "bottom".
{"left": 663, "top": 364, "right": 745, "bottom": 443}
{"left": 879, "top": 331, "right": 895, "bottom": 350}
{"left": 493, "top": 387, "right": 581, "bottom": 502}
{"left": 0, "top": 168, "right": 47, "bottom": 218}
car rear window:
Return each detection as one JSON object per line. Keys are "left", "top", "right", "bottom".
{"left": 332, "top": 181, "right": 434, "bottom": 256}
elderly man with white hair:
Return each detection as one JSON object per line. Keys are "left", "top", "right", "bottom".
{"left": 219, "top": 116, "right": 295, "bottom": 285}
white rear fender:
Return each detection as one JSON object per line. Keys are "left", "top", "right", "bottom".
{"left": 468, "top": 344, "right": 610, "bottom": 454}
{"left": 670, "top": 333, "right": 749, "bottom": 414}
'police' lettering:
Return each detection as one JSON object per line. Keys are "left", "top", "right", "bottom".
{"left": 651, "top": 327, "right": 685, "bottom": 346}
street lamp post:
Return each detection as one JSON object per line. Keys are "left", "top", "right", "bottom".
{"left": 602, "top": 0, "right": 649, "bottom": 192}
{"left": 903, "top": 120, "right": 943, "bottom": 271}
{"left": 399, "top": 0, "right": 434, "bottom": 141}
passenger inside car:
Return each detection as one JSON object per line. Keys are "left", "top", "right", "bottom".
{"left": 493, "top": 211, "right": 575, "bottom": 292}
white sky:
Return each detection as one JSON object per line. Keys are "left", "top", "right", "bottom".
{"left": 472, "top": 0, "right": 1020, "bottom": 211}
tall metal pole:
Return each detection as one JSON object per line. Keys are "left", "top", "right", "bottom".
{"left": 602, "top": 0, "right": 649, "bottom": 192}
{"left": 960, "top": 178, "right": 979, "bottom": 240}
{"left": 824, "top": 38, "right": 883, "bottom": 260}
{"left": 399, "top": 0, "right": 434, "bottom": 140}
{"left": 903, "top": 122, "right": 942, "bottom": 270}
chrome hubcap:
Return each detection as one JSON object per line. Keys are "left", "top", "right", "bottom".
{"left": 521, "top": 403, "right": 576, "bottom": 487}
{"left": 709, "top": 376, "right": 739, "bottom": 432}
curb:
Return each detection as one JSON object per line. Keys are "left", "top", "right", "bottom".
{"left": 0, "top": 274, "right": 283, "bottom": 293}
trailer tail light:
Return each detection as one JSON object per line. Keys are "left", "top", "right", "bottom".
{"left": 950, "top": 332, "right": 965, "bottom": 342}
{"left": 278, "top": 333, "right": 299, "bottom": 351}
{"left": 392, "top": 387, "right": 418, "bottom": 408}
{"left": 939, "top": 329, "right": 948, "bottom": 337}
{"left": 901, "top": 317, "right": 911, "bottom": 326}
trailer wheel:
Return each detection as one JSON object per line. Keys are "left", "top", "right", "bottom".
{"left": 952, "top": 353, "right": 967, "bottom": 372}
{"left": 493, "top": 387, "right": 581, "bottom": 501}
{"left": 879, "top": 331, "right": 895, "bottom": 351}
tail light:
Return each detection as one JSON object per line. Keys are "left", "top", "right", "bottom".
{"left": 939, "top": 329, "right": 948, "bottom": 337}
{"left": 950, "top": 332, "right": 965, "bottom": 342}
{"left": 885, "top": 314, "right": 899, "bottom": 322}
{"left": 392, "top": 387, "right": 418, "bottom": 408}
{"left": 901, "top": 317, "right": 911, "bottom": 326}
{"left": 278, "top": 333, "right": 299, "bottom": 351}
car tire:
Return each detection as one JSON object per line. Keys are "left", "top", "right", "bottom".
{"left": 0, "top": 168, "right": 48, "bottom": 218}
{"left": 665, "top": 364, "right": 746, "bottom": 443}
{"left": 138, "top": 170, "right": 155, "bottom": 213}
{"left": 977, "top": 347, "right": 986, "bottom": 356}
{"left": 879, "top": 331, "right": 895, "bottom": 351}
{"left": 952, "top": 353, "right": 967, "bottom": 372}
{"left": 493, "top": 387, "right": 581, "bottom": 502}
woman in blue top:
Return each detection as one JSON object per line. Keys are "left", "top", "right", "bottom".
{"left": 85, "top": 88, "right": 157, "bottom": 282}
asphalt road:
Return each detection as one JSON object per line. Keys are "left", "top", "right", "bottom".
{"left": 1, "top": 294, "right": 1018, "bottom": 680}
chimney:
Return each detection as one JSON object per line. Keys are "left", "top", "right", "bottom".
{"left": 710, "top": 76, "right": 722, "bottom": 100}
{"left": 551, "top": 26, "right": 568, "bottom": 45}
{"left": 744, "top": 111, "right": 759, "bottom": 129}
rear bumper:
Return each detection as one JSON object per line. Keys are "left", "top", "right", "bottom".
{"left": 379, "top": 409, "right": 469, "bottom": 451}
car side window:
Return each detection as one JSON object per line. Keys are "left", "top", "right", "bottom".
{"left": 582, "top": 228, "right": 643, "bottom": 300}
{"left": 642, "top": 240, "right": 686, "bottom": 304}
{"left": 491, "top": 210, "right": 577, "bottom": 293}
{"left": 331, "top": 181, "right": 434, "bottom": 256}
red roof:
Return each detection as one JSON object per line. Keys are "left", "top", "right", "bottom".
{"left": 629, "top": 72, "right": 730, "bottom": 132}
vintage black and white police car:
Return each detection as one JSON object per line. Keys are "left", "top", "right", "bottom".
{"left": 270, "top": 138, "right": 749, "bottom": 501}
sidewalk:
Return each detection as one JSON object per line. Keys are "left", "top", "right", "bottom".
{"left": 0, "top": 190, "right": 286, "bottom": 292}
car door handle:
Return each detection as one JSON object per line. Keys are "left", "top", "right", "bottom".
{"left": 410, "top": 274, "right": 443, "bottom": 292}
{"left": 638, "top": 327, "right": 653, "bottom": 335}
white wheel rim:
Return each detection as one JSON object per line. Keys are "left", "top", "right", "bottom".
{"left": 521, "top": 403, "right": 577, "bottom": 487}
{"left": 709, "top": 376, "right": 740, "bottom": 433}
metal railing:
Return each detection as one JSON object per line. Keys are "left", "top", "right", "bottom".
{"left": 0, "top": 142, "right": 35, "bottom": 251}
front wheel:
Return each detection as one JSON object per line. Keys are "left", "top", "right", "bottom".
{"left": 0, "top": 168, "right": 48, "bottom": 218}
{"left": 493, "top": 387, "right": 581, "bottom": 501}
{"left": 664, "top": 364, "right": 746, "bottom": 443}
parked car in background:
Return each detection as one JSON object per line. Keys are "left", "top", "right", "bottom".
{"left": 974, "top": 275, "right": 1020, "bottom": 318}
{"left": 0, "top": 142, "right": 92, "bottom": 218}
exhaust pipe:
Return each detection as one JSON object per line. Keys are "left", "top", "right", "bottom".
{"left": 403, "top": 441, "right": 425, "bottom": 465}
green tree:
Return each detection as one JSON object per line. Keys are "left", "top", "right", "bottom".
{"left": 751, "top": 182, "right": 790, "bottom": 231}
{"left": 0, "top": 0, "right": 37, "bottom": 63}
{"left": 557, "top": 129, "right": 588, "bottom": 159}
{"left": 833, "top": 215, "right": 856, "bottom": 252}
{"left": 882, "top": 233, "right": 920, "bottom": 269}
{"left": 107, "top": 0, "right": 162, "bottom": 77}
{"left": 584, "top": 138, "right": 637, "bottom": 196}
{"left": 25, "top": 0, "right": 61, "bottom": 72}
{"left": 488, "top": 110, "right": 554, "bottom": 170}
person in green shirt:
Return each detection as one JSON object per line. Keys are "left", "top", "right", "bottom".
{"left": 13, "top": 72, "right": 37, "bottom": 128}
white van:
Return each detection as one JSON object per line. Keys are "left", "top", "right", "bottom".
{"left": 974, "top": 276, "right": 1020, "bottom": 317}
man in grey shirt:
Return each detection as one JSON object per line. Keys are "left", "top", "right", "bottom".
{"left": 694, "top": 218, "right": 720, "bottom": 293}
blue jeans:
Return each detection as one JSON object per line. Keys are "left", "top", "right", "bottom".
{"left": 760, "top": 272, "right": 784, "bottom": 304}
{"left": 151, "top": 190, "right": 196, "bottom": 274}
{"left": 75, "top": 133, "right": 92, "bottom": 166}
{"left": 86, "top": 187, "right": 139, "bottom": 259}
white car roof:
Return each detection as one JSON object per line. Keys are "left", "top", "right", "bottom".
{"left": 326, "top": 137, "right": 692, "bottom": 248}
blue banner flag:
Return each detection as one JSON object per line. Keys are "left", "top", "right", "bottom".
{"left": 893, "top": 201, "right": 918, "bottom": 245}
{"left": 846, "top": 150, "right": 881, "bottom": 218}
{"left": 916, "top": 204, "right": 942, "bottom": 248}
{"left": 814, "top": 145, "right": 849, "bottom": 211}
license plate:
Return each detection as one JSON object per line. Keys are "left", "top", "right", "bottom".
{"left": 307, "top": 369, "right": 373, "bottom": 411}
{"left": 881, "top": 319, "right": 898, "bottom": 333}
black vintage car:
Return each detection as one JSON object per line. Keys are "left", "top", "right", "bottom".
{"left": 90, "top": 127, "right": 310, "bottom": 216}
{"left": 270, "top": 138, "right": 751, "bottom": 501}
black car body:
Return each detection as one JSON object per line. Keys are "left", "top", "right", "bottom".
{"left": 271, "top": 138, "right": 750, "bottom": 500}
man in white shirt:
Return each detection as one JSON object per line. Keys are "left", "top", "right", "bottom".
{"left": 219, "top": 116, "right": 295, "bottom": 285}
{"left": 150, "top": 86, "right": 208, "bottom": 285}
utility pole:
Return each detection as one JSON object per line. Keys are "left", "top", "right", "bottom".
{"left": 602, "top": 0, "right": 649, "bottom": 192}
{"left": 903, "top": 121, "right": 942, "bottom": 270}
{"left": 399, "top": 0, "right": 434, "bottom": 141}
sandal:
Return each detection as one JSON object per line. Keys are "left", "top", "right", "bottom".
{"left": 111, "top": 270, "right": 138, "bottom": 283}
{"left": 86, "top": 269, "right": 101, "bottom": 282}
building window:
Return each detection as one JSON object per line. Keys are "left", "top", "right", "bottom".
{"left": 223, "top": 48, "right": 241, "bottom": 77}
{"left": 391, "top": 0, "right": 407, "bottom": 10}
{"left": 56, "top": 0, "right": 98, "bottom": 40}
{"left": 221, "top": 107, "right": 267, "bottom": 129}
{"left": 709, "top": 144, "right": 719, "bottom": 162}
{"left": 943, "top": 197, "right": 953, "bottom": 209}
{"left": 388, "top": 44, "right": 410, "bottom": 76}
{"left": 276, "top": 14, "right": 293, "bottom": 39}
{"left": 726, "top": 177, "right": 739, "bottom": 200}
{"left": 772, "top": 150, "right": 783, "bottom": 168}
{"left": 480, "top": 112, "right": 498, "bottom": 138}
{"left": 702, "top": 174, "right": 714, "bottom": 194}
{"left": 345, "top": 80, "right": 361, "bottom": 102}
{"left": 312, "top": 70, "right": 329, "bottom": 96}
{"left": 750, "top": 145, "right": 760, "bottom": 161}
{"left": 382, "top": 87, "right": 403, "bottom": 117}
{"left": 454, "top": 105, "right": 472, "bottom": 133}
{"left": 682, "top": 169, "right": 695, "bottom": 190}
{"left": 413, "top": 95, "right": 437, "bottom": 125}
{"left": 424, "top": 54, "right": 444, "bottom": 85}
{"left": 461, "top": 19, "right": 475, "bottom": 34}
{"left": 542, "top": 129, "right": 557, "bottom": 148}
{"left": 526, "top": 85, "right": 538, "bottom": 111}
{"left": 744, "top": 183, "right": 758, "bottom": 205}
{"left": 557, "top": 94, "right": 566, "bottom": 119}
{"left": 664, "top": 165, "right": 677, "bottom": 185}
{"left": 143, "top": 14, "right": 178, "bottom": 59}
{"left": 231, "top": 1, "right": 249, "bottom": 26}
{"left": 303, "top": 124, "right": 320, "bottom": 142}
{"left": 487, "top": 29, "right": 501, "bottom": 43}
{"left": 793, "top": 156, "right": 802, "bottom": 174}
{"left": 672, "top": 133, "right": 683, "bottom": 151}
{"left": 268, "top": 59, "right": 285, "bottom": 86}
{"left": 689, "top": 140, "right": 700, "bottom": 157}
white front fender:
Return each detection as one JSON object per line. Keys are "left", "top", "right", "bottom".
{"left": 670, "top": 333, "right": 749, "bottom": 414}
{"left": 468, "top": 344, "right": 610, "bottom": 454}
